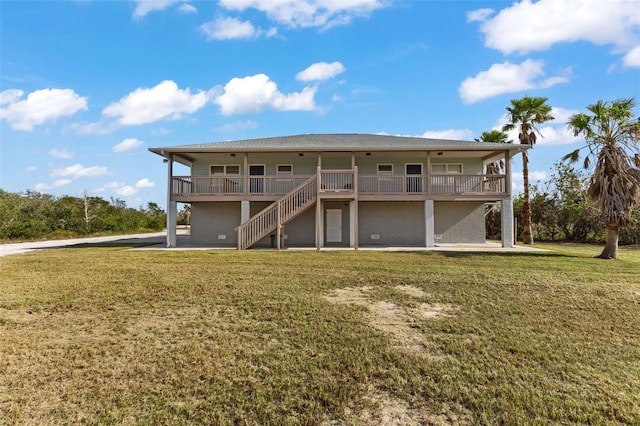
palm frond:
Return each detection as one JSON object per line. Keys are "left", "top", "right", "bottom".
{"left": 561, "top": 149, "right": 581, "bottom": 163}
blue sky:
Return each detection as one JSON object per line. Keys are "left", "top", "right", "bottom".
{"left": 1, "top": 0, "right": 639, "bottom": 209}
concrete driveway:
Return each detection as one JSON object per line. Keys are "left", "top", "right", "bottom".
{"left": 0, "top": 232, "right": 169, "bottom": 257}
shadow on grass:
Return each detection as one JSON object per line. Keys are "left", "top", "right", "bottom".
{"left": 391, "top": 250, "right": 585, "bottom": 259}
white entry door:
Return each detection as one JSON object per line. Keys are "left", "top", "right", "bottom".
{"left": 326, "top": 209, "right": 342, "bottom": 243}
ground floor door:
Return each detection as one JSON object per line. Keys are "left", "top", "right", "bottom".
{"left": 326, "top": 209, "right": 342, "bottom": 243}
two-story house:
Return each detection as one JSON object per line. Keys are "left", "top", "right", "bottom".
{"left": 149, "top": 134, "right": 526, "bottom": 249}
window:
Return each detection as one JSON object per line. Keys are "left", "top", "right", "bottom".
{"left": 432, "top": 163, "right": 463, "bottom": 174}
{"left": 210, "top": 164, "right": 240, "bottom": 175}
{"left": 377, "top": 164, "right": 393, "bottom": 175}
{"left": 210, "top": 164, "right": 241, "bottom": 194}
{"left": 277, "top": 164, "right": 293, "bottom": 176}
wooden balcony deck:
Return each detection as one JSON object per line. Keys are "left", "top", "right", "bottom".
{"left": 170, "top": 170, "right": 508, "bottom": 202}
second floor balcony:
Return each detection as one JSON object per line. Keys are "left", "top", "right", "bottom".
{"left": 170, "top": 168, "right": 508, "bottom": 202}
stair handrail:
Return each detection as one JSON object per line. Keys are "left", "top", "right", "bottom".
{"left": 235, "top": 174, "right": 318, "bottom": 249}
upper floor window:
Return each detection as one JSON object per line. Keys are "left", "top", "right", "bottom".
{"left": 377, "top": 164, "right": 393, "bottom": 175}
{"left": 277, "top": 164, "right": 293, "bottom": 176}
{"left": 432, "top": 163, "right": 463, "bottom": 174}
{"left": 210, "top": 165, "right": 240, "bottom": 175}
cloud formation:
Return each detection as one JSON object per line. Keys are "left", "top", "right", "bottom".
{"left": 201, "top": 17, "right": 258, "bottom": 40}
{"left": 420, "top": 129, "right": 474, "bottom": 140}
{"left": 107, "top": 178, "right": 155, "bottom": 196}
{"left": 102, "top": 80, "right": 211, "bottom": 126}
{"left": 113, "top": 138, "right": 144, "bottom": 153}
{"left": 296, "top": 61, "right": 345, "bottom": 81}
{"left": 0, "top": 88, "right": 88, "bottom": 131}
{"left": 51, "top": 163, "right": 109, "bottom": 178}
{"left": 133, "top": 0, "right": 186, "bottom": 19}
{"left": 458, "top": 59, "right": 570, "bottom": 104}
{"left": 218, "top": 0, "right": 387, "bottom": 29}
{"left": 49, "top": 148, "right": 74, "bottom": 159}
{"left": 214, "top": 74, "right": 316, "bottom": 115}
{"left": 471, "top": 0, "right": 640, "bottom": 63}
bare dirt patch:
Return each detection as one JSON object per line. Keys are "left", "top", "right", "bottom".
{"left": 323, "top": 287, "right": 456, "bottom": 356}
{"left": 394, "top": 285, "right": 428, "bottom": 298}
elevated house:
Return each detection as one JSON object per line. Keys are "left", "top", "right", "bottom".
{"left": 149, "top": 134, "right": 526, "bottom": 249}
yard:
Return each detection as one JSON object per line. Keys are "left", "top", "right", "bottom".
{"left": 1, "top": 244, "right": 639, "bottom": 424}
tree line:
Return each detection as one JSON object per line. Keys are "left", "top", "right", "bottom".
{"left": 0, "top": 189, "right": 165, "bottom": 241}
{"left": 485, "top": 162, "right": 640, "bottom": 245}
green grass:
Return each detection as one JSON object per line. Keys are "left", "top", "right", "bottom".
{"left": 1, "top": 245, "right": 639, "bottom": 424}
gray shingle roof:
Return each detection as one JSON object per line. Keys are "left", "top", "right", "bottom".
{"left": 149, "top": 133, "right": 525, "bottom": 155}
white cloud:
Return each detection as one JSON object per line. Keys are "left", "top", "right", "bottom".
{"left": 623, "top": 45, "right": 640, "bottom": 67}
{"left": 458, "top": 59, "right": 570, "bottom": 104}
{"left": 151, "top": 127, "right": 173, "bottom": 135}
{"left": 51, "top": 163, "right": 108, "bottom": 178}
{"left": 466, "top": 8, "right": 493, "bottom": 23}
{"left": 133, "top": 0, "right": 183, "bottom": 19}
{"left": 474, "top": 0, "right": 640, "bottom": 62}
{"left": 108, "top": 178, "right": 155, "bottom": 196}
{"left": 113, "top": 137, "right": 144, "bottom": 153}
{"left": 177, "top": 3, "right": 197, "bottom": 14}
{"left": 26, "top": 166, "right": 37, "bottom": 172}
{"left": 420, "top": 129, "right": 474, "bottom": 140}
{"left": 35, "top": 179, "right": 72, "bottom": 192}
{"left": 102, "top": 80, "right": 211, "bottom": 126}
{"left": 200, "top": 17, "right": 259, "bottom": 40}
{"left": 549, "top": 107, "right": 580, "bottom": 124}
{"left": 214, "top": 120, "right": 259, "bottom": 133}
{"left": 135, "top": 178, "right": 155, "bottom": 188}
{"left": 512, "top": 170, "right": 548, "bottom": 192}
{"left": 214, "top": 74, "right": 317, "bottom": 115}
{"left": 0, "top": 89, "right": 23, "bottom": 104}
{"left": 0, "top": 88, "right": 88, "bottom": 131}
{"left": 49, "top": 148, "right": 74, "bottom": 159}
{"left": 296, "top": 61, "right": 345, "bottom": 82}
{"left": 218, "top": 0, "right": 387, "bottom": 29}
{"left": 115, "top": 185, "right": 138, "bottom": 196}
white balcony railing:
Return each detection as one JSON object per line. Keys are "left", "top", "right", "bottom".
{"left": 171, "top": 173, "right": 506, "bottom": 197}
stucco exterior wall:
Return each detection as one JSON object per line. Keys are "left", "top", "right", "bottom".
{"left": 190, "top": 202, "right": 240, "bottom": 246}
{"left": 433, "top": 201, "right": 485, "bottom": 243}
{"left": 358, "top": 201, "right": 425, "bottom": 246}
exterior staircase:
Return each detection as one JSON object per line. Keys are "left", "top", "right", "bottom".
{"left": 235, "top": 175, "right": 318, "bottom": 250}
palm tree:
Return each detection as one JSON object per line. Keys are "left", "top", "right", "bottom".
{"left": 564, "top": 98, "right": 640, "bottom": 259}
{"left": 502, "top": 96, "right": 554, "bottom": 244}
{"left": 476, "top": 130, "right": 512, "bottom": 238}
{"left": 476, "top": 130, "right": 511, "bottom": 173}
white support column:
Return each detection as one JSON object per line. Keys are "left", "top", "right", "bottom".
{"left": 316, "top": 198, "right": 321, "bottom": 250}
{"left": 240, "top": 200, "right": 250, "bottom": 223}
{"left": 349, "top": 200, "right": 356, "bottom": 248}
{"left": 501, "top": 198, "right": 515, "bottom": 248}
{"left": 425, "top": 199, "right": 435, "bottom": 248}
{"left": 166, "top": 154, "right": 177, "bottom": 248}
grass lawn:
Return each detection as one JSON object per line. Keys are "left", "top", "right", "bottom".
{"left": 1, "top": 244, "right": 639, "bottom": 424}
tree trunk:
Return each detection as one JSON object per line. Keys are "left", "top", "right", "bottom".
{"left": 597, "top": 220, "right": 619, "bottom": 259}
{"left": 521, "top": 151, "right": 534, "bottom": 244}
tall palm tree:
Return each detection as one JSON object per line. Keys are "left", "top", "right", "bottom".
{"left": 564, "top": 98, "right": 640, "bottom": 259}
{"left": 502, "top": 96, "right": 554, "bottom": 244}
